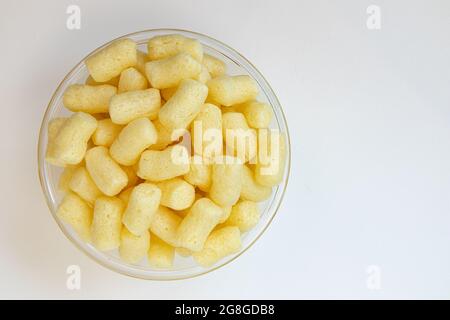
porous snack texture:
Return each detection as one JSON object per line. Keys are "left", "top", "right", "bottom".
{"left": 46, "top": 34, "right": 286, "bottom": 268}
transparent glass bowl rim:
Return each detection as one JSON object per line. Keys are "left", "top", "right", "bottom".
{"left": 37, "top": 28, "right": 291, "bottom": 280}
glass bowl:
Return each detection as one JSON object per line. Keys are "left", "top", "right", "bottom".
{"left": 37, "top": 29, "right": 291, "bottom": 280}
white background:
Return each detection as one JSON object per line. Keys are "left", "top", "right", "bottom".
{"left": 1, "top": 0, "right": 449, "bottom": 299}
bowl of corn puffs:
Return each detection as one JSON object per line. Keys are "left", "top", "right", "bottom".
{"left": 38, "top": 29, "right": 290, "bottom": 280}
